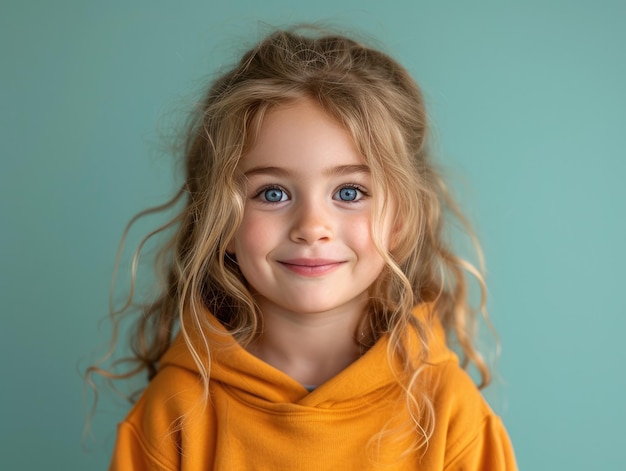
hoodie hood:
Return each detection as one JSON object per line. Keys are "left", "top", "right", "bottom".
{"left": 160, "top": 303, "right": 453, "bottom": 408}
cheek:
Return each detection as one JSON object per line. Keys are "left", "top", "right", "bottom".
{"left": 345, "top": 210, "right": 395, "bottom": 270}
{"left": 346, "top": 215, "right": 385, "bottom": 255}
{"left": 232, "top": 212, "right": 273, "bottom": 257}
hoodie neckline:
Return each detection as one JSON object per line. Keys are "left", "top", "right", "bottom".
{"left": 160, "top": 303, "right": 450, "bottom": 407}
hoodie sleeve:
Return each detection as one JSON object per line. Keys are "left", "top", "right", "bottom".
{"left": 443, "top": 414, "right": 517, "bottom": 470}
{"left": 428, "top": 359, "right": 517, "bottom": 471}
{"left": 109, "top": 420, "right": 178, "bottom": 471}
{"left": 108, "top": 367, "right": 197, "bottom": 471}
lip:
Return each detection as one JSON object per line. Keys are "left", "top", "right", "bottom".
{"left": 277, "top": 258, "right": 346, "bottom": 276}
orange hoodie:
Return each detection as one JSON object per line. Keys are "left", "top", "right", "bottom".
{"left": 109, "top": 305, "right": 517, "bottom": 470}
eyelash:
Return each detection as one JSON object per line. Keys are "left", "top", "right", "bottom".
{"left": 251, "top": 183, "right": 370, "bottom": 204}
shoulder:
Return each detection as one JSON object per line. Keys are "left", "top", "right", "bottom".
{"left": 109, "top": 366, "right": 207, "bottom": 471}
{"left": 427, "top": 360, "right": 517, "bottom": 470}
{"left": 129, "top": 364, "right": 204, "bottom": 431}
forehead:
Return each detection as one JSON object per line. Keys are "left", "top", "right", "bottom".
{"left": 239, "top": 98, "right": 366, "bottom": 174}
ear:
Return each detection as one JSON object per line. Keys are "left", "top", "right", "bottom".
{"left": 226, "top": 240, "right": 236, "bottom": 256}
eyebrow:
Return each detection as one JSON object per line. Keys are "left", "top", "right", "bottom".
{"left": 243, "top": 164, "right": 371, "bottom": 178}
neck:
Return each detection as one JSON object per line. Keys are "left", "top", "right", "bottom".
{"left": 247, "top": 298, "right": 367, "bottom": 386}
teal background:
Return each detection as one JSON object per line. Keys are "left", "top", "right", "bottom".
{"left": 2, "top": 0, "right": 625, "bottom": 469}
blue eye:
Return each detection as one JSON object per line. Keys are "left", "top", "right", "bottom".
{"left": 333, "top": 185, "right": 368, "bottom": 203}
{"left": 261, "top": 187, "right": 287, "bottom": 202}
{"left": 338, "top": 187, "right": 359, "bottom": 201}
{"left": 334, "top": 185, "right": 364, "bottom": 202}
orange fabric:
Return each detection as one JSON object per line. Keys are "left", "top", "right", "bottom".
{"left": 109, "top": 305, "right": 517, "bottom": 470}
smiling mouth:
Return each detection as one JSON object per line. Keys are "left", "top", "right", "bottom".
{"left": 278, "top": 259, "right": 345, "bottom": 276}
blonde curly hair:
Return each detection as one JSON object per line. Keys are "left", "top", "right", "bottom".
{"left": 88, "top": 26, "right": 491, "bottom": 453}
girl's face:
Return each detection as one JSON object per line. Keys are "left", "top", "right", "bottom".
{"left": 229, "top": 98, "right": 392, "bottom": 319}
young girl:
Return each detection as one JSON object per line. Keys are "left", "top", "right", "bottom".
{"left": 98, "top": 27, "right": 516, "bottom": 470}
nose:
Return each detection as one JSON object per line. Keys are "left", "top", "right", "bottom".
{"left": 289, "top": 200, "right": 333, "bottom": 244}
